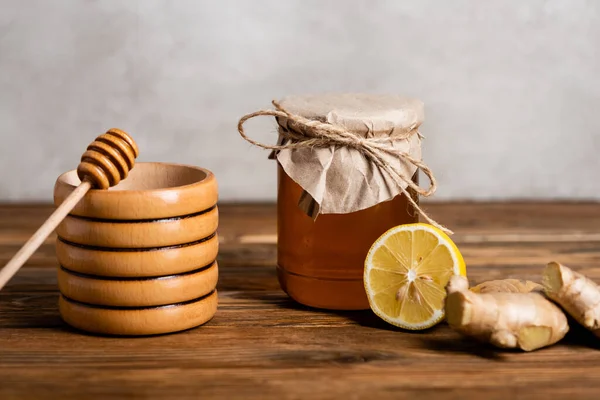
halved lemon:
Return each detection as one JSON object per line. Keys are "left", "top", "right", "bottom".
{"left": 364, "top": 223, "right": 466, "bottom": 330}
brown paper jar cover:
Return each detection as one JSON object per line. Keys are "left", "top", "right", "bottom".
{"left": 274, "top": 94, "right": 423, "bottom": 310}
{"left": 274, "top": 93, "right": 423, "bottom": 217}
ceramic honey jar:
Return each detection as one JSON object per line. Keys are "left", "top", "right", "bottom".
{"left": 53, "top": 162, "right": 219, "bottom": 335}
{"left": 239, "top": 94, "right": 444, "bottom": 310}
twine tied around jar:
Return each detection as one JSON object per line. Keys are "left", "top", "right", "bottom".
{"left": 238, "top": 100, "right": 452, "bottom": 235}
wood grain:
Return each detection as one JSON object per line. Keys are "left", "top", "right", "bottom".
{"left": 1, "top": 202, "right": 600, "bottom": 399}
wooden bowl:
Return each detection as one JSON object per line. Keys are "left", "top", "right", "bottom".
{"left": 56, "top": 207, "right": 218, "bottom": 248}
{"left": 54, "top": 162, "right": 219, "bottom": 279}
{"left": 57, "top": 262, "right": 218, "bottom": 307}
{"left": 59, "top": 291, "right": 218, "bottom": 336}
{"left": 55, "top": 234, "right": 218, "bottom": 277}
{"left": 54, "top": 162, "right": 218, "bottom": 220}
{"left": 53, "top": 162, "right": 220, "bottom": 335}
{"left": 54, "top": 162, "right": 218, "bottom": 249}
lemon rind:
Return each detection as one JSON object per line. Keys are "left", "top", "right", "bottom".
{"left": 364, "top": 223, "right": 466, "bottom": 330}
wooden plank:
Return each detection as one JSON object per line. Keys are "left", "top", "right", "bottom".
{"left": 1, "top": 284, "right": 600, "bottom": 399}
{"left": 3, "top": 201, "right": 600, "bottom": 235}
{"left": 3, "top": 202, "right": 600, "bottom": 269}
{"left": 6, "top": 239, "right": 599, "bottom": 289}
{"left": 1, "top": 203, "right": 600, "bottom": 399}
{"left": 2, "top": 269, "right": 600, "bottom": 398}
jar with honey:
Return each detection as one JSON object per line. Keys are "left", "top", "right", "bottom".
{"left": 239, "top": 94, "right": 435, "bottom": 310}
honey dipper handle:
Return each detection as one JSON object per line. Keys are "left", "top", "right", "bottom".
{"left": 0, "top": 180, "right": 92, "bottom": 290}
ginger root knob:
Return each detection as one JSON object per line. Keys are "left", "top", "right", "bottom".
{"left": 445, "top": 276, "right": 569, "bottom": 351}
{"left": 471, "top": 279, "right": 542, "bottom": 294}
{"left": 543, "top": 262, "right": 600, "bottom": 337}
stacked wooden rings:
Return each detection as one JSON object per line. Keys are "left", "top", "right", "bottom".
{"left": 53, "top": 162, "right": 219, "bottom": 336}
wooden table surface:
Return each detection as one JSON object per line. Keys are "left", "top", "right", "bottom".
{"left": 1, "top": 202, "right": 600, "bottom": 399}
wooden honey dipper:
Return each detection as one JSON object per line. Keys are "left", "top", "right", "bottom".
{"left": 0, "top": 128, "right": 139, "bottom": 290}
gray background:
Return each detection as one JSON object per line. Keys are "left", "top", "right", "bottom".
{"left": 1, "top": 0, "right": 599, "bottom": 202}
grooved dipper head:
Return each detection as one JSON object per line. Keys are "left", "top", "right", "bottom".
{"left": 76, "top": 128, "right": 139, "bottom": 189}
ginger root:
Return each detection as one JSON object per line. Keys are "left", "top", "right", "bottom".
{"left": 542, "top": 262, "right": 600, "bottom": 337}
{"left": 471, "top": 279, "right": 542, "bottom": 294}
{"left": 445, "top": 276, "right": 569, "bottom": 351}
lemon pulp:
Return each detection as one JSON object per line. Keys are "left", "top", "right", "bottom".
{"left": 364, "top": 223, "right": 466, "bottom": 330}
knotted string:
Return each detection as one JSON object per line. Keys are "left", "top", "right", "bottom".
{"left": 238, "top": 100, "right": 452, "bottom": 235}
